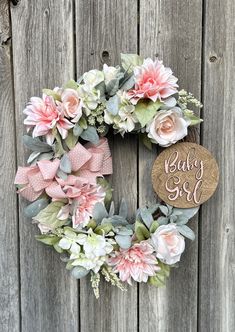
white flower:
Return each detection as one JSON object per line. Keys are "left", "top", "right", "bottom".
{"left": 70, "top": 231, "right": 114, "bottom": 273}
{"left": 146, "top": 107, "right": 189, "bottom": 147}
{"left": 83, "top": 69, "right": 104, "bottom": 88}
{"left": 77, "top": 85, "right": 100, "bottom": 114}
{"left": 58, "top": 229, "right": 87, "bottom": 255}
{"left": 103, "top": 64, "right": 120, "bottom": 84}
{"left": 104, "top": 90, "right": 138, "bottom": 135}
{"left": 151, "top": 224, "right": 185, "bottom": 265}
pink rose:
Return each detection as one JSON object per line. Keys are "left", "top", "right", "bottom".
{"left": 146, "top": 108, "right": 189, "bottom": 147}
{"left": 108, "top": 241, "right": 160, "bottom": 284}
{"left": 151, "top": 224, "right": 185, "bottom": 265}
{"left": 128, "top": 58, "right": 178, "bottom": 104}
{"left": 61, "top": 88, "right": 83, "bottom": 122}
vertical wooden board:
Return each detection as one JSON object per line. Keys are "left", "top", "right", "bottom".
{"left": 138, "top": 1, "right": 202, "bottom": 331}
{"left": 0, "top": 1, "right": 20, "bottom": 331}
{"left": 199, "top": 0, "right": 235, "bottom": 331}
{"left": 75, "top": 1, "right": 138, "bottom": 331}
{"left": 10, "top": 1, "right": 78, "bottom": 331}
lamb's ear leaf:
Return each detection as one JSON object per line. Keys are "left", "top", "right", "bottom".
{"left": 177, "top": 225, "right": 195, "bottom": 241}
{"left": 60, "top": 154, "right": 71, "bottom": 174}
{"left": 115, "top": 235, "right": 132, "bottom": 249}
{"left": 80, "top": 126, "right": 99, "bottom": 145}
{"left": 106, "top": 95, "right": 119, "bottom": 115}
{"left": 24, "top": 198, "right": 49, "bottom": 218}
{"left": 119, "top": 198, "right": 128, "bottom": 219}
{"left": 92, "top": 202, "right": 108, "bottom": 224}
{"left": 173, "top": 206, "right": 199, "bottom": 219}
{"left": 23, "top": 135, "right": 52, "bottom": 153}
{"left": 140, "top": 207, "right": 154, "bottom": 229}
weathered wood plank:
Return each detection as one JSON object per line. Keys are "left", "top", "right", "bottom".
{"left": 138, "top": 1, "right": 202, "bottom": 331}
{"left": 199, "top": 0, "right": 235, "bottom": 331}
{"left": 0, "top": 1, "right": 20, "bottom": 331}
{"left": 75, "top": 1, "right": 138, "bottom": 331}
{"left": 10, "top": 1, "right": 78, "bottom": 331}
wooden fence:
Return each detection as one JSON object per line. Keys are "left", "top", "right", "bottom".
{"left": 0, "top": 0, "right": 234, "bottom": 331}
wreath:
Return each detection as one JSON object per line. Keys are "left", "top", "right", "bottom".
{"left": 15, "top": 54, "right": 203, "bottom": 298}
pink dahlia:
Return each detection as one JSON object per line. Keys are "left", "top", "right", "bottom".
{"left": 128, "top": 58, "right": 178, "bottom": 104}
{"left": 45, "top": 175, "right": 105, "bottom": 228}
{"left": 24, "top": 95, "right": 73, "bottom": 142}
{"left": 108, "top": 241, "right": 160, "bottom": 284}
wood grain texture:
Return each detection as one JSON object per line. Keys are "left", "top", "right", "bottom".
{"left": 0, "top": 1, "right": 20, "bottom": 331}
{"left": 10, "top": 1, "right": 78, "bottom": 331}
{"left": 152, "top": 142, "right": 219, "bottom": 208}
{"left": 199, "top": 0, "right": 235, "bottom": 331}
{"left": 138, "top": 1, "right": 202, "bottom": 331}
{"left": 75, "top": 1, "right": 138, "bottom": 331}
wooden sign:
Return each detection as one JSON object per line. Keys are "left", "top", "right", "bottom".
{"left": 151, "top": 142, "right": 219, "bottom": 208}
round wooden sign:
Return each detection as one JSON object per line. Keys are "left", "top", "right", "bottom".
{"left": 151, "top": 142, "right": 219, "bottom": 208}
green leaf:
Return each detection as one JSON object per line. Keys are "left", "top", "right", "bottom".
{"left": 135, "top": 220, "right": 150, "bottom": 241}
{"left": 134, "top": 100, "right": 162, "bottom": 127}
{"left": 183, "top": 111, "right": 203, "bottom": 126}
{"left": 121, "top": 53, "right": 144, "bottom": 73}
{"left": 95, "top": 223, "right": 113, "bottom": 235}
{"left": 92, "top": 202, "right": 108, "bottom": 223}
{"left": 172, "top": 207, "right": 199, "bottom": 220}
{"left": 115, "top": 235, "right": 132, "bottom": 249}
{"left": 23, "top": 135, "right": 52, "bottom": 153}
{"left": 71, "top": 266, "right": 89, "bottom": 279}
{"left": 157, "top": 216, "right": 169, "bottom": 225}
{"left": 24, "top": 198, "right": 49, "bottom": 218}
{"left": 159, "top": 205, "right": 169, "bottom": 216}
{"left": 42, "top": 89, "right": 61, "bottom": 101}
{"left": 140, "top": 133, "right": 152, "bottom": 150}
{"left": 106, "top": 95, "right": 119, "bottom": 115}
{"left": 177, "top": 225, "right": 195, "bottom": 241}
{"left": 97, "top": 178, "right": 113, "bottom": 205}
{"left": 35, "top": 234, "right": 59, "bottom": 245}
{"left": 150, "top": 220, "right": 159, "bottom": 233}
{"left": 60, "top": 154, "right": 71, "bottom": 173}
{"left": 80, "top": 126, "right": 99, "bottom": 144}
{"left": 78, "top": 117, "right": 88, "bottom": 130}
{"left": 63, "top": 79, "right": 78, "bottom": 90}
{"left": 65, "top": 130, "right": 79, "bottom": 149}
{"left": 53, "top": 129, "right": 65, "bottom": 157}
{"left": 33, "top": 201, "right": 67, "bottom": 230}
{"left": 119, "top": 74, "right": 135, "bottom": 90}
{"left": 149, "top": 274, "right": 166, "bottom": 287}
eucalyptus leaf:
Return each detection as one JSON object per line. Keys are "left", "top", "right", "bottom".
{"left": 60, "top": 154, "right": 71, "bottom": 173}
{"left": 23, "top": 135, "right": 52, "bottom": 153}
{"left": 24, "top": 198, "right": 49, "bottom": 218}
{"left": 71, "top": 266, "right": 89, "bottom": 279}
{"left": 80, "top": 126, "right": 99, "bottom": 144}
{"left": 177, "top": 225, "right": 195, "bottom": 241}
{"left": 115, "top": 235, "right": 132, "bottom": 249}
{"left": 106, "top": 95, "right": 119, "bottom": 115}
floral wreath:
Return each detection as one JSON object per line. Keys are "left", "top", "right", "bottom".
{"left": 15, "top": 54, "right": 202, "bottom": 298}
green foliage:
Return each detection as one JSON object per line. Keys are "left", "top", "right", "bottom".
{"left": 23, "top": 135, "right": 52, "bottom": 153}
{"left": 42, "top": 88, "right": 61, "bottom": 101}
{"left": 149, "top": 261, "right": 170, "bottom": 287}
{"left": 63, "top": 79, "right": 78, "bottom": 90}
{"left": 71, "top": 266, "right": 89, "bottom": 279}
{"left": 33, "top": 201, "right": 68, "bottom": 230}
{"left": 134, "top": 100, "right": 162, "bottom": 127}
{"left": 135, "top": 220, "right": 150, "bottom": 241}
{"left": 65, "top": 130, "right": 79, "bottom": 149}
{"left": 35, "top": 234, "right": 60, "bottom": 246}
{"left": 96, "top": 177, "right": 113, "bottom": 205}
{"left": 106, "top": 95, "right": 119, "bottom": 115}
{"left": 139, "top": 133, "right": 152, "bottom": 150}
{"left": 121, "top": 53, "right": 144, "bottom": 73}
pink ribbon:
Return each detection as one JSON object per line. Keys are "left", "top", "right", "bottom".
{"left": 15, "top": 138, "right": 112, "bottom": 201}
